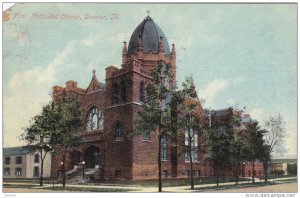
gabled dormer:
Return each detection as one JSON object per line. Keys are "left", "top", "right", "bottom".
{"left": 86, "top": 70, "right": 104, "bottom": 94}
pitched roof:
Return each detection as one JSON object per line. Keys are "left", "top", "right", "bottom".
{"left": 3, "top": 146, "right": 31, "bottom": 156}
{"left": 204, "top": 108, "right": 233, "bottom": 117}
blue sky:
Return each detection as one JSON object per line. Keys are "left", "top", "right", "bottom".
{"left": 3, "top": 3, "right": 297, "bottom": 156}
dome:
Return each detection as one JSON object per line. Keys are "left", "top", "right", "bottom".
{"left": 128, "top": 16, "right": 170, "bottom": 56}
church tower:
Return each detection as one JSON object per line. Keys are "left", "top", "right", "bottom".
{"left": 104, "top": 15, "right": 177, "bottom": 179}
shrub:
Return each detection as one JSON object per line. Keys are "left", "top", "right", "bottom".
{"left": 287, "top": 164, "right": 297, "bottom": 175}
{"left": 270, "top": 170, "right": 284, "bottom": 176}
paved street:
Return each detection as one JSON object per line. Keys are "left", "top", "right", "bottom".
{"left": 209, "top": 182, "right": 297, "bottom": 193}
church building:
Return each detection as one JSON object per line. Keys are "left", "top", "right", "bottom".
{"left": 50, "top": 15, "right": 263, "bottom": 181}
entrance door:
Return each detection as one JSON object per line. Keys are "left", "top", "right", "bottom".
{"left": 84, "top": 146, "right": 100, "bottom": 168}
{"left": 70, "top": 150, "right": 81, "bottom": 165}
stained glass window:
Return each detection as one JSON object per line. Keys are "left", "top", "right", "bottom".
{"left": 86, "top": 107, "right": 104, "bottom": 131}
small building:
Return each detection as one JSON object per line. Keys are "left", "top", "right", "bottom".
{"left": 3, "top": 146, "right": 51, "bottom": 178}
{"left": 270, "top": 158, "right": 297, "bottom": 175}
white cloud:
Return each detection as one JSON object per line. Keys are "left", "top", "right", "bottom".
{"left": 116, "top": 31, "right": 131, "bottom": 42}
{"left": 249, "top": 108, "right": 266, "bottom": 123}
{"left": 199, "top": 79, "right": 229, "bottom": 107}
{"left": 226, "top": 98, "right": 236, "bottom": 106}
{"left": 81, "top": 39, "right": 94, "bottom": 47}
{"left": 3, "top": 40, "right": 77, "bottom": 147}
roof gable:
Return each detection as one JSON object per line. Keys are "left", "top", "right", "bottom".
{"left": 86, "top": 72, "right": 103, "bottom": 94}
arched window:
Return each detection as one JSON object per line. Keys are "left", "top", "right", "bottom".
{"left": 140, "top": 81, "right": 145, "bottom": 102}
{"left": 121, "top": 81, "right": 127, "bottom": 103}
{"left": 161, "top": 135, "right": 167, "bottom": 161}
{"left": 86, "top": 107, "right": 104, "bottom": 131}
{"left": 115, "top": 122, "right": 123, "bottom": 141}
{"left": 142, "top": 131, "right": 150, "bottom": 141}
{"left": 185, "top": 130, "right": 198, "bottom": 162}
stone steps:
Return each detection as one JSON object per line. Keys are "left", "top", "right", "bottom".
{"left": 67, "top": 168, "right": 101, "bottom": 184}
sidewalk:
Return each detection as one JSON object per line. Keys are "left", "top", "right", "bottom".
{"left": 3, "top": 176, "right": 297, "bottom": 193}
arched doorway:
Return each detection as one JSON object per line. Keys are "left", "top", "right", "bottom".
{"left": 70, "top": 150, "right": 81, "bottom": 165}
{"left": 84, "top": 146, "right": 101, "bottom": 168}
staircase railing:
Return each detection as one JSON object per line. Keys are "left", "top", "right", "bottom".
{"left": 66, "top": 165, "right": 82, "bottom": 179}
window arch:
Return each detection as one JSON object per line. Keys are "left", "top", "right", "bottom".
{"left": 185, "top": 129, "right": 198, "bottom": 162}
{"left": 142, "top": 130, "right": 150, "bottom": 141}
{"left": 86, "top": 107, "right": 104, "bottom": 131}
{"left": 115, "top": 122, "right": 123, "bottom": 141}
{"left": 112, "top": 83, "right": 120, "bottom": 104}
{"left": 140, "top": 81, "right": 145, "bottom": 102}
{"left": 121, "top": 80, "right": 127, "bottom": 103}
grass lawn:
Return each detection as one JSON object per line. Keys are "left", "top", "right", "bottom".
{"left": 191, "top": 177, "right": 298, "bottom": 192}
{"left": 43, "top": 186, "right": 137, "bottom": 192}
{"left": 3, "top": 183, "right": 38, "bottom": 189}
{"left": 94, "top": 176, "right": 251, "bottom": 187}
{"left": 3, "top": 183, "right": 137, "bottom": 192}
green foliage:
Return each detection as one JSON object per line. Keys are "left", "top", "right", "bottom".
{"left": 174, "top": 76, "right": 203, "bottom": 190}
{"left": 204, "top": 125, "right": 232, "bottom": 163}
{"left": 22, "top": 92, "right": 83, "bottom": 188}
{"left": 23, "top": 93, "right": 83, "bottom": 154}
{"left": 243, "top": 122, "right": 267, "bottom": 162}
{"left": 132, "top": 62, "right": 175, "bottom": 192}
{"left": 270, "top": 170, "right": 285, "bottom": 176}
{"left": 228, "top": 130, "right": 248, "bottom": 165}
{"left": 49, "top": 94, "right": 83, "bottom": 149}
{"left": 22, "top": 103, "right": 57, "bottom": 152}
{"left": 132, "top": 61, "right": 175, "bottom": 137}
{"left": 287, "top": 164, "right": 297, "bottom": 175}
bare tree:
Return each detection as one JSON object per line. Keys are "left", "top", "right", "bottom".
{"left": 263, "top": 113, "right": 287, "bottom": 182}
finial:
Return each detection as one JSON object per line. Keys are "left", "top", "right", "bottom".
{"left": 123, "top": 41, "right": 128, "bottom": 53}
{"left": 93, "top": 69, "right": 96, "bottom": 75}
{"left": 172, "top": 43, "right": 176, "bottom": 51}
{"left": 146, "top": 9, "right": 151, "bottom": 16}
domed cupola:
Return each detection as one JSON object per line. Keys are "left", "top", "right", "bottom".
{"left": 128, "top": 16, "right": 170, "bottom": 56}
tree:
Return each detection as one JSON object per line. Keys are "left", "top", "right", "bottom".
{"left": 243, "top": 122, "right": 266, "bottom": 184}
{"left": 22, "top": 103, "right": 57, "bottom": 186}
{"left": 133, "top": 62, "right": 175, "bottom": 192}
{"left": 287, "top": 164, "right": 297, "bottom": 175}
{"left": 50, "top": 93, "right": 83, "bottom": 188}
{"left": 175, "top": 77, "right": 202, "bottom": 190}
{"left": 228, "top": 130, "right": 248, "bottom": 185}
{"left": 204, "top": 125, "right": 231, "bottom": 186}
{"left": 204, "top": 107, "right": 241, "bottom": 186}
{"left": 263, "top": 113, "right": 286, "bottom": 183}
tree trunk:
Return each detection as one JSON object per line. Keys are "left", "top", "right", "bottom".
{"left": 252, "top": 162, "right": 255, "bottom": 184}
{"left": 40, "top": 159, "right": 44, "bottom": 186}
{"left": 204, "top": 159, "right": 207, "bottom": 177}
{"left": 62, "top": 149, "right": 67, "bottom": 188}
{"left": 158, "top": 129, "right": 162, "bottom": 192}
{"left": 216, "top": 162, "right": 219, "bottom": 187}
{"left": 188, "top": 140, "right": 194, "bottom": 190}
{"left": 264, "top": 160, "right": 268, "bottom": 183}
{"left": 235, "top": 163, "right": 239, "bottom": 185}
{"left": 39, "top": 150, "right": 43, "bottom": 186}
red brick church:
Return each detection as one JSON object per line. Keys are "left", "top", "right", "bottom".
{"left": 50, "top": 15, "right": 264, "bottom": 181}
